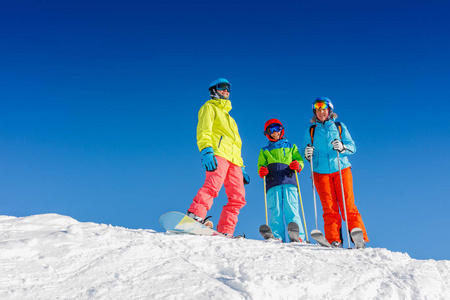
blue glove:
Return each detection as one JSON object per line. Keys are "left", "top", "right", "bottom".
{"left": 201, "top": 147, "right": 218, "bottom": 172}
{"left": 242, "top": 167, "right": 250, "bottom": 185}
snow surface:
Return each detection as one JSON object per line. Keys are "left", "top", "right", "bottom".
{"left": 0, "top": 214, "right": 449, "bottom": 300}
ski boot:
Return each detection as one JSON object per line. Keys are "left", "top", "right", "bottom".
{"left": 186, "top": 211, "right": 213, "bottom": 228}
{"left": 331, "top": 241, "right": 343, "bottom": 248}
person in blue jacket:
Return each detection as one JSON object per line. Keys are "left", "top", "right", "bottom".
{"left": 258, "top": 119, "right": 306, "bottom": 242}
{"left": 301, "top": 97, "right": 369, "bottom": 248}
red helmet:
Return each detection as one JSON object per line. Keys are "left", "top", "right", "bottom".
{"left": 264, "top": 119, "right": 284, "bottom": 141}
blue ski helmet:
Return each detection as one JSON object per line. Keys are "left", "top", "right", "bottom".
{"left": 208, "top": 78, "right": 231, "bottom": 99}
{"left": 312, "top": 97, "right": 334, "bottom": 121}
{"left": 209, "top": 78, "right": 231, "bottom": 90}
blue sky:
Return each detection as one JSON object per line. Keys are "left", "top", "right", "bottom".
{"left": 1, "top": 0, "right": 449, "bottom": 260}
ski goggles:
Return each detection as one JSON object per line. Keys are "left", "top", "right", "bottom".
{"left": 266, "top": 124, "right": 283, "bottom": 134}
{"left": 216, "top": 83, "right": 231, "bottom": 92}
{"left": 313, "top": 100, "right": 330, "bottom": 110}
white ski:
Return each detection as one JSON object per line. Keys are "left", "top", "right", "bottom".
{"left": 350, "top": 228, "right": 365, "bottom": 249}
{"left": 311, "top": 229, "right": 331, "bottom": 247}
{"left": 287, "top": 222, "right": 300, "bottom": 242}
{"left": 259, "top": 224, "right": 275, "bottom": 240}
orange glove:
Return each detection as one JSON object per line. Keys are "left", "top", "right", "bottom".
{"left": 289, "top": 160, "right": 301, "bottom": 172}
{"left": 258, "top": 166, "right": 269, "bottom": 178}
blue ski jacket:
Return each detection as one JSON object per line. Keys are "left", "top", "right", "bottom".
{"left": 301, "top": 120, "right": 356, "bottom": 174}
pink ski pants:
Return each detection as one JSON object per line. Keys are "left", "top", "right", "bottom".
{"left": 189, "top": 156, "right": 246, "bottom": 235}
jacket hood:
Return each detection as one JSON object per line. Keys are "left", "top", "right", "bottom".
{"left": 206, "top": 98, "right": 232, "bottom": 112}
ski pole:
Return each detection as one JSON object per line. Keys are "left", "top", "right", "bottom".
{"left": 308, "top": 144, "right": 319, "bottom": 230}
{"left": 295, "top": 170, "right": 309, "bottom": 243}
{"left": 263, "top": 175, "right": 268, "bottom": 226}
{"left": 336, "top": 147, "right": 351, "bottom": 249}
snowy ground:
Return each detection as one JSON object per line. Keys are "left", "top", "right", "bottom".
{"left": 0, "top": 214, "right": 449, "bottom": 300}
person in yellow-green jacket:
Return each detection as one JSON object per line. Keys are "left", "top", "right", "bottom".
{"left": 257, "top": 119, "right": 306, "bottom": 242}
{"left": 187, "top": 78, "right": 250, "bottom": 237}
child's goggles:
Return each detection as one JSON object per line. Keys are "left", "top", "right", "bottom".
{"left": 216, "top": 83, "right": 231, "bottom": 92}
{"left": 266, "top": 124, "right": 283, "bottom": 134}
{"left": 313, "top": 100, "right": 329, "bottom": 110}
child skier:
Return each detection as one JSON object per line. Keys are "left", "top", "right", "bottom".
{"left": 257, "top": 119, "right": 306, "bottom": 242}
{"left": 187, "top": 78, "right": 250, "bottom": 237}
{"left": 301, "top": 97, "right": 369, "bottom": 248}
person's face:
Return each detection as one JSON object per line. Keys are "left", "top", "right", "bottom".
{"left": 217, "top": 89, "right": 230, "bottom": 98}
{"left": 316, "top": 108, "right": 329, "bottom": 122}
{"left": 270, "top": 130, "right": 281, "bottom": 140}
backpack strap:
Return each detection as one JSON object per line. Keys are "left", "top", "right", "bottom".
{"left": 334, "top": 122, "right": 343, "bottom": 140}
{"left": 309, "top": 122, "right": 343, "bottom": 145}
{"left": 309, "top": 125, "right": 316, "bottom": 145}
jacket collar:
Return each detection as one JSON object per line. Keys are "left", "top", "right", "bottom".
{"left": 269, "top": 138, "right": 289, "bottom": 147}
{"left": 315, "top": 119, "right": 335, "bottom": 126}
{"left": 206, "top": 98, "right": 232, "bottom": 112}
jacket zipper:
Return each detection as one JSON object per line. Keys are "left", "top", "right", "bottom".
{"left": 324, "top": 123, "right": 332, "bottom": 172}
{"left": 218, "top": 136, "right": 223, "bottom": 148}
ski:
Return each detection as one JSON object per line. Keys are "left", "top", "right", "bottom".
{"left": 287, "top": 222, "right": 300, "bottom": 242}
{"left": 259, "top": 224, "right": 275, "bottom": 240}
{"left": 310, "top": 229, "right": 331, "bottom": 247}
{"left": 350, "top": 228, "right": 366, "bottom": 249}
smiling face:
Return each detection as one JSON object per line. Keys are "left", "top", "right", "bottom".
{"left": 315, "top": 108, "right": 329, "bottom": 122}
{"left": 217, "top": 89, "right": 230, "bottom": 99}
{"left": 270, "top": 130, "right": 282, "bottom": 141}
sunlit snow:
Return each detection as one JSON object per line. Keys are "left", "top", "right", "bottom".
{"left": 0, "top": 214, "right": 449, "bottom": 299}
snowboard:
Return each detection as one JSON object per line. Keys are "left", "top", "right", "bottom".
{"left": 350, "top": 227, "right": 366, "bottom": 249}
{"left": 311, "top": 229, "right": 331, "bottom": 247}
{"left": 159, "top": 211, "right": 223, "bottom": 237}
{"left": 259, "top": 224, "right": 275, "bottom": 240}
{"left": 287, "top": 222, "right": 300, "bottom": 242}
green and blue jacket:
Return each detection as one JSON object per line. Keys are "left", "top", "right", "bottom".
{"left": 257, "top": 138, "right": 304, "bottom": 191}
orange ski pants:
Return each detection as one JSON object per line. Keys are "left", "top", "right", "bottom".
{"left": 314, "top": 167, "right": 369, "bottom": 244}
{"left": 189, "top": 156, "right": 246, "bottom": 235}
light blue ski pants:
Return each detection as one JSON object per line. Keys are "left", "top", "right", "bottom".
{"left": 267, "top": 184, "right": 306, "bottom": 242}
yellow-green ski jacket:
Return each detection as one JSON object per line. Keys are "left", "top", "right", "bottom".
{"left": 197, "top": 98, "right": 244, "bottom": 167}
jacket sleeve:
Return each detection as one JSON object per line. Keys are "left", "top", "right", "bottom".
{"left": 340, "top": 122, "right": 356, "bottom": 156}
{"left": 301, "top": 127, "right": 312, "bottom": 158}
{"left": 257, "top": 149, "right": 268, "bottom": 170}
{"left": 292, "top": 144, "right": 304, "bottom": 169}
{"left": 196, "top": 104, "right": 215, "bottom": 152}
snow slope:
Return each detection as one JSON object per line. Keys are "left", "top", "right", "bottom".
{"left": 0, "top": 214, "right": 448, "bottom": 300}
